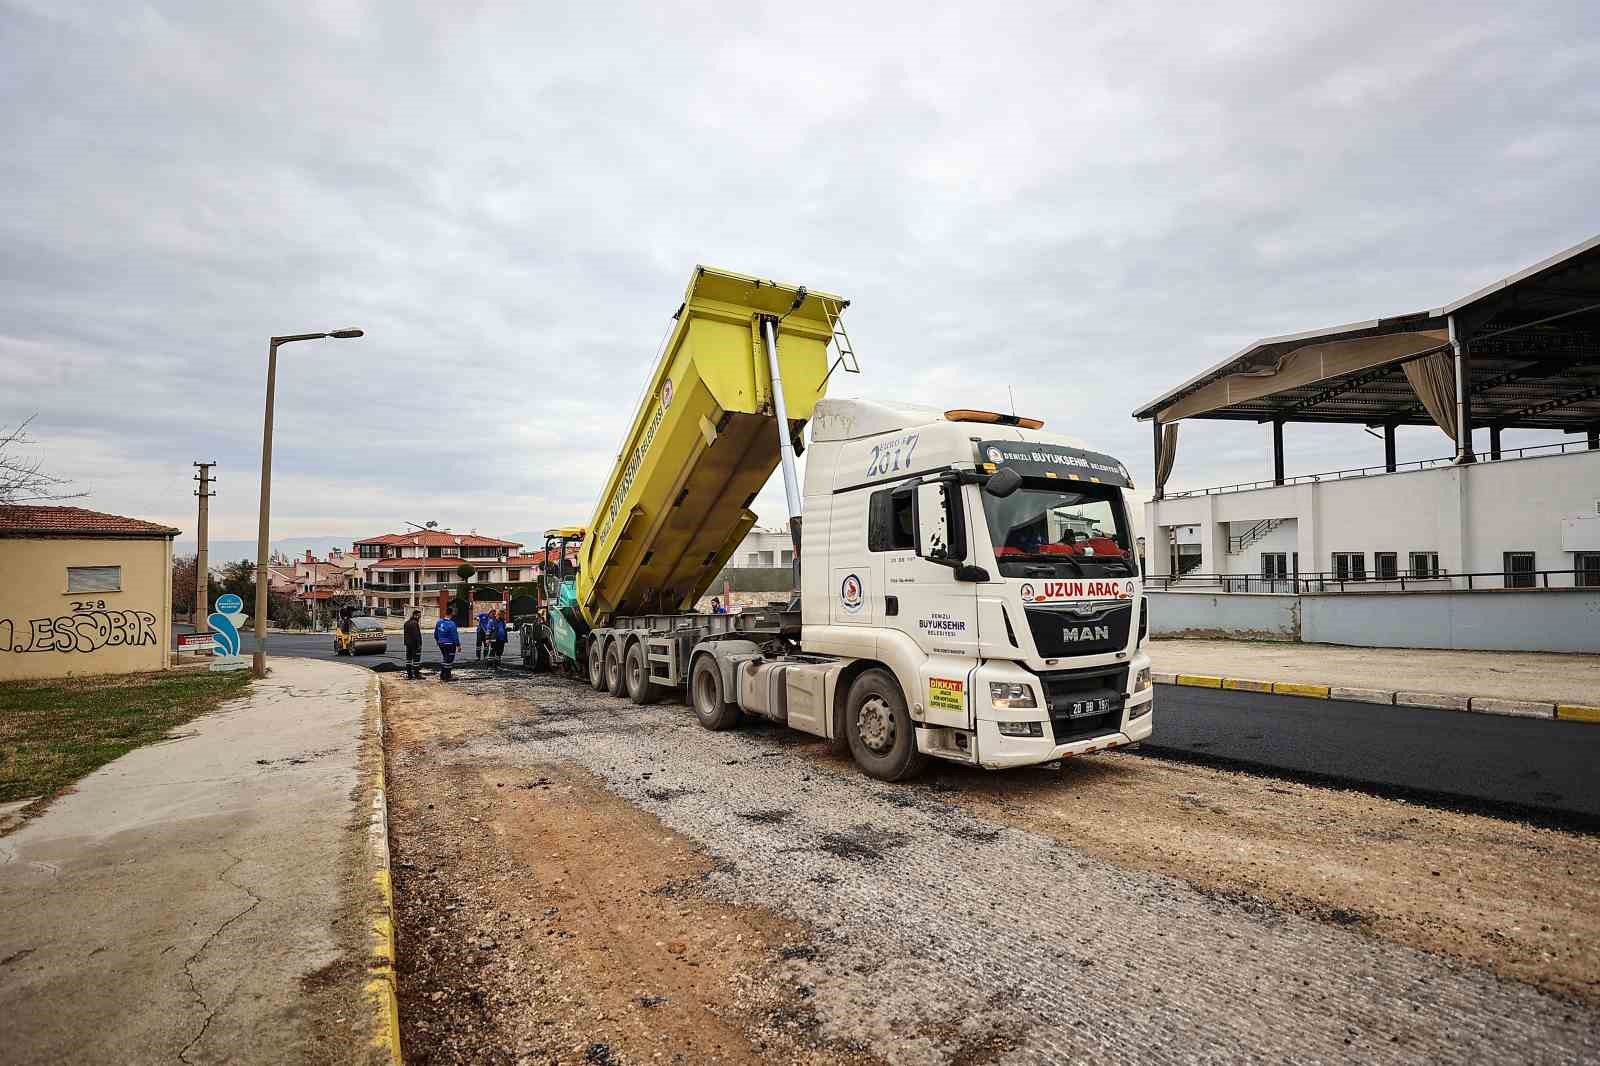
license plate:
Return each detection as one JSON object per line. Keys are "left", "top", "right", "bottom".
{"left": 1067, "top": 698, "right": 1110, "bottom": 718}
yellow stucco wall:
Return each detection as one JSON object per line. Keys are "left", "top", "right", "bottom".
{"left": 0, "top": 536, "right": 173, "bottom": 681}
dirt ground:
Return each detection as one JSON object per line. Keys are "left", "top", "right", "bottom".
{"left": 383, "top": 679, "right": 889, "bottom": 1066}
{"left": 382, "top": 674, "right": 1600, "bottom": 1065}
{"left": 935, "top": 755, "right": 1600, "bottom": 1006}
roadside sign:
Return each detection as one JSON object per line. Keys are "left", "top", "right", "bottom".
{"left": 178, "top": 633, "right": 217, "bottom": 652}
{"left": 215, "top": 593, "right": 244, "bottom": 614}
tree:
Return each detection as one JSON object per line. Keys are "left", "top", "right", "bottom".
{"left": 0, "top": 415, "right": 85, "bottom": 505}
{"left": 454, "top": 562, "right": 477, "bottom": 620}
{"left": 172, "top": 553, "right": 223, "bottom": 622}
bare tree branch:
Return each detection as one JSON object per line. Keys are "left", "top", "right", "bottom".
{"left": 0, "top": 414, "right": 87, "bottom": 505}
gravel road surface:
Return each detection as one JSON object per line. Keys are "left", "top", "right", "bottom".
{"left": 386, "top": 672, "right": 1599, "bottom": 1065}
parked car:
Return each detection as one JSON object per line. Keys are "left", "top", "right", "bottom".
{"left": 334, "top": 616, "right": 389, "bottom": 656}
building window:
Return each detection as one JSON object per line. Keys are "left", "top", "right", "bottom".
{"left": 1374, "top": 552, "right": 1398, "bottom": 580}
{"left": 1503, "top": 551, "right": 1536, "bottom": 589}
{"left": 508, "top": 569, "right": 521, "bottom": 582}
{"left": 1410, "top": 552, "right": 1439, "bottom": 578}
{"left": 1576, "top": 553, "right": 1600, "bottom": 588}
{"left": 66, "top": 565, "right": 122, "bottom": 593}
{"left": 1261, "top": 552, "right": 1288, "bottom": 581}
{"left": 781, "top": 550, "right": 794, "bottom": 567}
{"left": 1331, "top": 553, "right": 1366, "bottom": 581}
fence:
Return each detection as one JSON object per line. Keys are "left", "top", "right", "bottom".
{"left": 1148, "top": 568, "right": 1597, "bottom": 594}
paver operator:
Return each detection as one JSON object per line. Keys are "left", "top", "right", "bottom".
{"left": 433, "top": 610, "right": 460, "bottom": 682}
{"left": 403, "top": 609, "right": 423, "bottom": 679}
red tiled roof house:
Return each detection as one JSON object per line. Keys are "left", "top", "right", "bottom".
{"left": 0, "top": 505, "right": 180, "bottom": 680}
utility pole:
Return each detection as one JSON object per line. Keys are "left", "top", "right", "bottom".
{"left": 193, "top": 462, "right": 216, "bottom": 626}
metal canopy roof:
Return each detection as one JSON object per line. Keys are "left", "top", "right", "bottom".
{"left": 1133, "top": 234, "right": 1600, "bottom": 431}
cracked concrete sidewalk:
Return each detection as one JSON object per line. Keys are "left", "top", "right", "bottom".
{"left": 0, "top": 658, "right": 385, "bottom": 1065}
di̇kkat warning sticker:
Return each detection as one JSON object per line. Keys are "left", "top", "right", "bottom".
{"left": 928, "top": 677, "right": 965, "bottom": 712}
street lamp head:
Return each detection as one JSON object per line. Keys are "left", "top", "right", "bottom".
{"left": 328, "top": 328, "right": 364, "bottom": 339}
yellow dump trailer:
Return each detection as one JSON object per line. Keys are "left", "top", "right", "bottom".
{"left": 578, "top": 266, "right": 847, "bottom": 624}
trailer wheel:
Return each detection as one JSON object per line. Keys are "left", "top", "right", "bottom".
{"left": 588, "top": 640, "right": 607, "bottom": 691}
{"left": 625, "top": 642, "right": 663, "bottom": 705}
{"left": 690, "top": 655, "right": 739, "bottom": 731}
{"left": 604, "top": 641, "right": 627, "bottom": 697}
{"left": 845, "top": 670, "right": 927, "bottom": 782}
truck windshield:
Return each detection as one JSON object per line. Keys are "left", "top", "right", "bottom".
{"left": 980, "top": 481, "right": 1136, "bottom": 579}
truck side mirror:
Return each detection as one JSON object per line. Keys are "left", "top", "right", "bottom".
{"left": 984, "top": 467, "right": 1023, "bottom": 498}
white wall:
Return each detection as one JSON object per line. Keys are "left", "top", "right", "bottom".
{"left": 1149, "top": 448, "right": 1599, "bottom": 581}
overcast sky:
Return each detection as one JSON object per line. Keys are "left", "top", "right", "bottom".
{"left": 3, "top": 1, "right": 1597, "bottom": 546}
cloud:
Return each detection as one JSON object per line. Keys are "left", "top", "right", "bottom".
{"left": 3, "top": 0, "right": 1597, "bottom": 541}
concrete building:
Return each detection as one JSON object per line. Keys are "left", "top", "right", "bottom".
{"left": 354, "top": 529, "right": 543, "bottom": 615}
{"left": 729, "top": 527, "right": 795, "bottom": 570}
{"left": 0, "top": 506, "right": 178, "bottom": 680}
{"left": 1134, "top": 236, "right": 1600, "bottom": 652}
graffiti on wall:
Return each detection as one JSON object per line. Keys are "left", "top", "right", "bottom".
{"left": 0, "top": 602, "right": 160, "bottom": 655}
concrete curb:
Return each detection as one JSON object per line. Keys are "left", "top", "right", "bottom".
{"left": 364, "top": 677, "right": 404, "bottom": 1066}
{"left": 1157, "top": 673, "right": 1600, "bottom": 724}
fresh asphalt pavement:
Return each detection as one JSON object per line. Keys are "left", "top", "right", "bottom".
{"left": 232, "top": 633, "right": 1596, "bottom": 820}
{"left": 1146, "top": 683, "right": 1600, "bottom": 821}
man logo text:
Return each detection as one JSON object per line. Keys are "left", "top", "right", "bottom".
{"left": 1061, "top": 625, "right": 1110, "bottom": 642}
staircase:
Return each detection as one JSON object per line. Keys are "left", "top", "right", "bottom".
{"left": 1228, "top": 518, "right": 1283, "bottom": 554}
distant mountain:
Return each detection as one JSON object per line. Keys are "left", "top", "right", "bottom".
{"left": 173, "top": 536, "right": 358, "bottom": 566}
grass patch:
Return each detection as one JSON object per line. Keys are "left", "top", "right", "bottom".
{"left": 0, "top": 670, "right": 252, "bottom": 803}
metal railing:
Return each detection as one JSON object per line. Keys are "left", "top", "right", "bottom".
{"left": 1148, "top": 568, "right": 1599, "bottom": 594}
{"left": 1166, "top": 439, "right": 1594, "bottom": 499}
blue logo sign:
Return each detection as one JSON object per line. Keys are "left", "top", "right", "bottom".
{"left": 208, "top": 594, "right": 247, "bottom": 659}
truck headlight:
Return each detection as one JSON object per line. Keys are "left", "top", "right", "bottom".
{"left": 996, "top": 720, "right": 1043, "bottom": 738}
{"left": 989, "top": 681, "right": 1037, "bottom": 708}
{"left": 1133, "top": 667, "right": 1151, "bottom": 693}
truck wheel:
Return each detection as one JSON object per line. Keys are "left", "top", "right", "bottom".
{"left": 604, "top": 641, "right": 627, "bottom": 697}
{"left": 625, "top": 642, "right": 663, "bottom": 705}
{"left": 588, "top": 640, "right": 607, "bottom": 690}
{"left": 845, "top": 670, "right": 927, "bottom": 782}
{"left": 690, "top": 655, "right": 739, "bottom": 731}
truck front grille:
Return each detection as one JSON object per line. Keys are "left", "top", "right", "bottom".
{"left": 1038, "top": 665, "right": 1128, "bottom": 745}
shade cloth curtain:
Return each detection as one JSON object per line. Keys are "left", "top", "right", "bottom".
{"left": 1156, "top": 423, "right": 1178, "bottom": 493}
{"left": 1402, "top": 352, "right": 1457, "bottom": 441}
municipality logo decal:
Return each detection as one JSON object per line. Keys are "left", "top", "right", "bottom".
{"left": 840, "top": 573, "right": 864, "bottom": 614}
{"left": 661, "top": 378, "right": 674, "bottom": 409}
{"left": 986, "top": 446, "right": 1004, "bottom": 463}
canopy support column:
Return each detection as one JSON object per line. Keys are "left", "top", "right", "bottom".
{"left": 1589, "top": 425, "right": 1599, "bottom": 451}
{"left": 1272, "top": 420, "right": 1284, "bottom": 485}
{"left": 1383, "top": 423, "right": 1397, "bottom": 472}
{"left": 1152, "top": 418, "right": 1164, "bottom": 501}
{"left": 1449, "top": 314, "right": 1475, "bottom": 463}
{"left": 1489, "top": 425, "right": 1502, "bottom": 461}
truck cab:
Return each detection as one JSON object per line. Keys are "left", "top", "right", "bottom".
{"left": 799, "top": 399, "right": 1153, "bottom": 772}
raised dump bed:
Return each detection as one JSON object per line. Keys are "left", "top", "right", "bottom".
{"left": 577, "top": 266, "right": 847, "bottom": 624}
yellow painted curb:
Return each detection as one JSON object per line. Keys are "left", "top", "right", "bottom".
{"left": 365, "top": 678, "right": 404, "bottom": 1066}
{"left": 1556, "top": 703, "right": 1600, "bottom": 723}
{"left": 1272, "top": 681, "right": 1331, "bottom": 698}
{"left": 1176, "top": 674, "right": 1224, "bottom": 689}
{"left": 1221, "top": 678, "right": 1273, "bottom": 693}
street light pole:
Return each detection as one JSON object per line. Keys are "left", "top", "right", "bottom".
{"left": 254, "top": 329, "right": 364, "bottom": 678}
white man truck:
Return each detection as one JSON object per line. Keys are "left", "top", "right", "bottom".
{"left": 530, "top": 266, "right": 1153, "bottom": 781}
